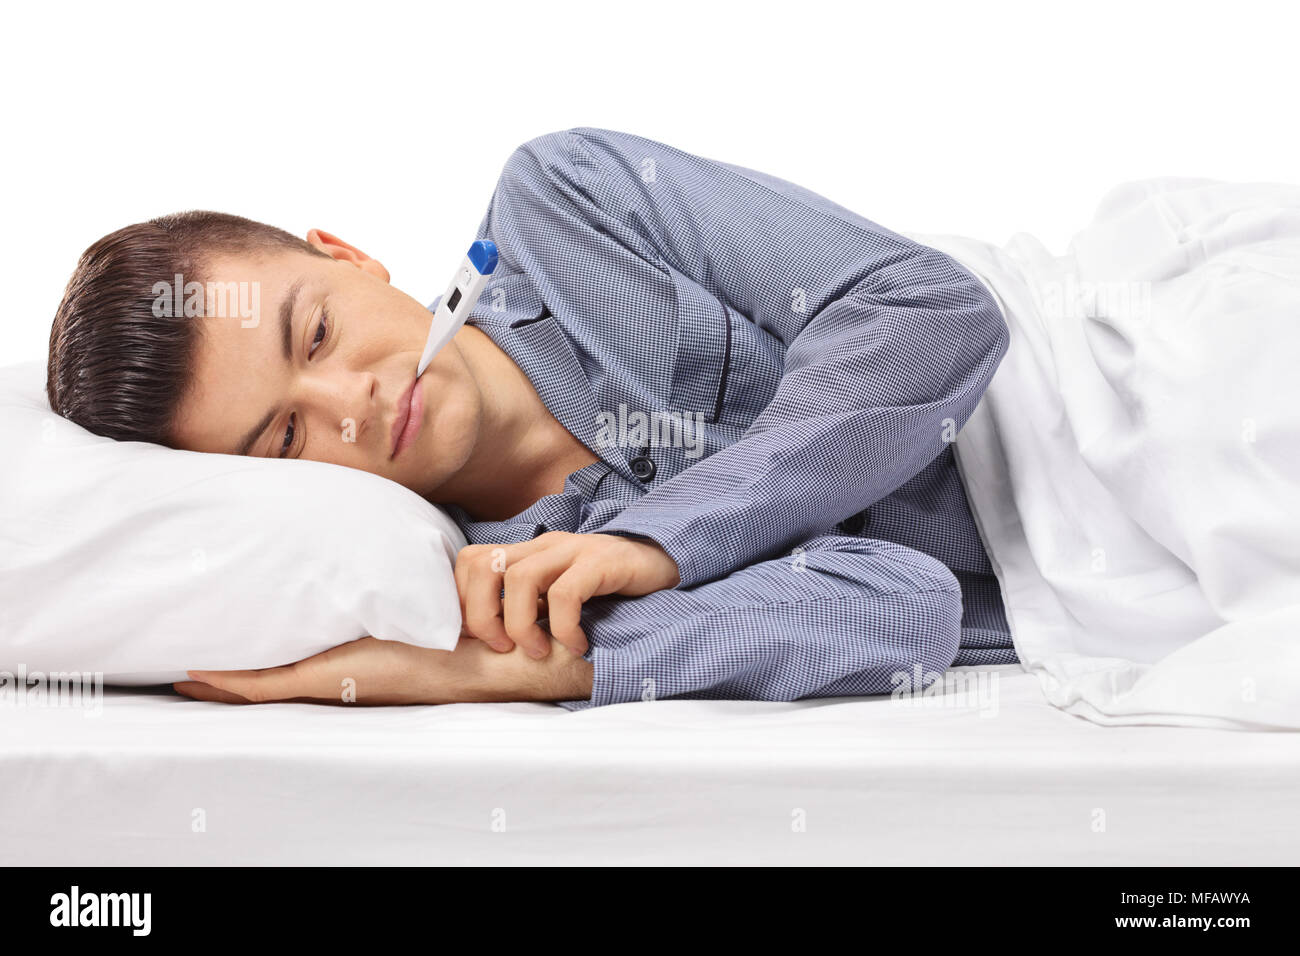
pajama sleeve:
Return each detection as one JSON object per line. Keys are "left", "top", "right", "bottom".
{"left": 514, "top": 128, "right": 1010, "bottom": 588}
{"left": 560, "top": 531, "right": 966, "bottom": 709}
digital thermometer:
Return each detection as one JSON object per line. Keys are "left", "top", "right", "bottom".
{"left": 416, "top": 239, "right": 499, "bottom": 376}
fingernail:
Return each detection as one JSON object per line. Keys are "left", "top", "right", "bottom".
{"left": 527, "top": 645, "right": 547, "bottom": 660}
{"left": 491, "top": 641, "right": 512, "bottom": 653}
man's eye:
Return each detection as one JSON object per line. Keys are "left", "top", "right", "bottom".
{"left": 279, "top": 413, "right": 296, "bottom": 457}
{"left": 308, "top": 308, "right": 329, "bottom": 358}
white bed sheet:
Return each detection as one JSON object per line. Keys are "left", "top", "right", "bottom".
{"left": 2, "top": 665, "right": 1297, "bottom": 866}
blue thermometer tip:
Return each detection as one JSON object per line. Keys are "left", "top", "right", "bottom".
{"left": 467, "top": 240, "right": 498, "bottom": 275}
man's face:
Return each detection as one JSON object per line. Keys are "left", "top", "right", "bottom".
{"left": 170, "top": 232, "right": 483, "bottom": 500}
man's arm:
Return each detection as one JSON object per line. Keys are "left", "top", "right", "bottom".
{"left": 493, "top": 128, "right": 1010, "bottom": 588}
{"left": 176, "top": 529, "right": 965, "bottom": 710}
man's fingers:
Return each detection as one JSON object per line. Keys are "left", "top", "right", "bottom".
{"left": 185, "top": 666, "right": 304, "bottom": 703}
{"left": 545, "top": 566, "right": 595, "bottom": 656}
{"left": 458, "top": 554, "right": 513, "bottom": 652}
{"left": 173, "top": 680, "right": 252, "bottom": 704}
{"left": 502, "top": 553, "right": 570, "bottom": 659}
{"left": 454, "top": 545, "right": 507, "bottom": 650}
{"left": 455, "top": 533, "right": 607, "bottom": 658}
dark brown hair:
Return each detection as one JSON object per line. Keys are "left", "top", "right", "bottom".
{"left": 46, "top": 211, "right": 330, "bottom": 446}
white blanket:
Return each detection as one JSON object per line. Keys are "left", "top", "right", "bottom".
{"left": 908, "top": 178, "right": 1300, "bottom": 730}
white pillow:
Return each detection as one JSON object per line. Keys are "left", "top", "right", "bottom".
{"left": 0, "top": 361, "right": 465, "bottom": 685}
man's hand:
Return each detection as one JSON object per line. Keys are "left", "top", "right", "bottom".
{"left": 174, "top": 637, "right": 452, "bottom": 705}
{"left": 174, "top": 633, "right": 594, "bottom": 705}
{"left": 455, "top": 532, "right": 680, "bottom": 659}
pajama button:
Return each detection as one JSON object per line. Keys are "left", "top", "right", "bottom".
{"left": 629, "top": 455, "right": 657, "bottom": 482}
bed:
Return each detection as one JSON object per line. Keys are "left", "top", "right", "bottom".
{"left": 7, "top": 178, "right": 1299, "bottom": 868}
{"left": 3, "top": 664, "right": 1296, "bottom": 866}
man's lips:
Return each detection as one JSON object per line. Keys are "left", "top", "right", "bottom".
{"left": 390, "top": 375, "right": 424, "bottom": 459}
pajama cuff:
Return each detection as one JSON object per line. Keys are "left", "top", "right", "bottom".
{"left": 553, "top": 646, "right": 639, "bottom": 711}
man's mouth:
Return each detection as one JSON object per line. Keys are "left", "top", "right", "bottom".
{"left": 390, "top": 375, "right": 424, "bottom": 459}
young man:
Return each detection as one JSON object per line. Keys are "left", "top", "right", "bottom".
{"left": 47, "top": 127, "right": 1014, "bottom": 708}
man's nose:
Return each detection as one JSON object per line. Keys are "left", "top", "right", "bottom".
{"left": 301, "top": 368, "right": 379, "bottom": 433}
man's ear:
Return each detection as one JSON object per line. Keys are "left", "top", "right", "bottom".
{"left": 305, "top": 228, "right": 391, "bottom": 283}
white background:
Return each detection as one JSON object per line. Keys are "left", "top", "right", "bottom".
{"left": 1, "top": 0, "right": 1294, "bottom": 367}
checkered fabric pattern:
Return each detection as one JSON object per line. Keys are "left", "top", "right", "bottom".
{"left": 441, "top": 128, "right": 1017, "bottom": 708}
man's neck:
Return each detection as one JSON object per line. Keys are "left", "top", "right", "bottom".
{"left": 433, "top": 326, "right": 598, "bottom": 521}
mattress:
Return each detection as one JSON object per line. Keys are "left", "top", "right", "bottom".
{"left": 2, "top": 665, "right": 1297, "bottom": 866}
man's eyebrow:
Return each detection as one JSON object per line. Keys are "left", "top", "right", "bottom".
{"left": 232, "top": 277, "right": 305, "bottom": 456}
{"left": 234, "top": 408, "right": 277, "bottom": 457}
